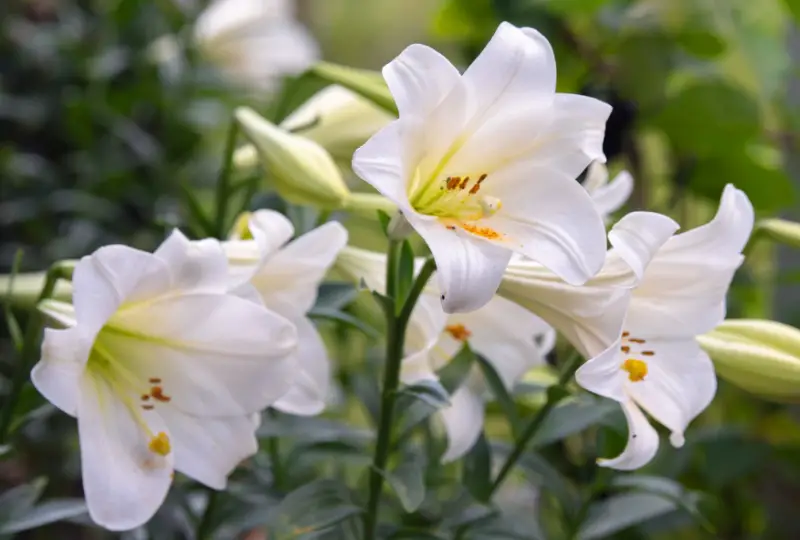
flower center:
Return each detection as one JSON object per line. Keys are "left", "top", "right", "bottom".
{"left": 410, "top": 172, "right": 503, "bottom": 233}
{"left": 619, "top": 332, "right": 655, "bottom": 383}
{"left": 445, "top": 323, "right": 472, "bottom": 341}
{"left": 87, "top": 327, "right": 174, "bottom": 457}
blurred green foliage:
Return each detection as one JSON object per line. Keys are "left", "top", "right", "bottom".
{"left": 1, "top": 0, "right": 800, "bottom": 538}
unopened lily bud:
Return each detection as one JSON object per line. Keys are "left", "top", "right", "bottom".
{"left": 757, "top": 218, "right": 800, "bottom": 250}
{"left": 698, "top": 319, "right": 800, "bottom": 402}
{"left": 234, "top": 85, "right": 394, "bottom": 170}
{"left": 235, "top": 106, "right": 350, "bottom": 210}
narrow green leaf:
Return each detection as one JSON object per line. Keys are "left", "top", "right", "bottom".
{"left": 0, "top": 478, "right": 47, "bottom": 524}
{"left": 377, "top": 209, "right": 392, "bottom": 236}
{"left": 388, "top": 453, "right": 426, "bottom": 513}
{"left": 309, "top": 62, "right": 397, "bottom": 115}
{"left": 265, "top": 480, "right": 362, "bottom": 537}
{"left": 475, "top": 354, "right": 521, "bottom": 437}
{"left": 307, "top": 307, "right": 379, "bottom": 338}
{"left": 577, "top": 493, "right": 679, "bottom": 539}
{"left": 0, "top": 499, "right": 87, "bottom": 534}
{"left": 315, "top": 282, "right": 359, "bottom": 311}
{"left": 438, "top": 344, "right": 475, "bottom": 394}
{"left": 397, "top": 380, "right": 451, "bottom": 409}
{"left": 3, "top": 250, "right": 24, "bottom": 352}
{"left": 463, "top": 432, "right": 492, "bottom": 502}
{"left": 530, "top": 396, "right": 617, "bottom": 448}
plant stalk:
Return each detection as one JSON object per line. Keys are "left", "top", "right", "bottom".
{"left": 488, "top": 350, "right": 583, "bottom": 497}
{"left": 362, "top": 256, "right": 435, "bottom": 539}
{"left": 214, "top": 120, "right": 239, "bottom": 238}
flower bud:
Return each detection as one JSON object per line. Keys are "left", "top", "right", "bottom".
{"left": 235, "top": 106, "right": 350, "bottom": 210}
{"left": 757, "top": 218, "right": 800, "bottom": 250}
{"left": 234, "top": 85, "right": 394, "bottom": 170}
{"left": 697, "top": 319, "right": 800, "bottom": 402}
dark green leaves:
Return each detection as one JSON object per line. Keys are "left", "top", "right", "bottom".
{"left": 463, "top": 432, "right": 493, "bottom": 502}
{"left": 654, "top": 80, "right": 761, "bottom": 157}
{"left": 264, "top": 480, "right": 362, "bottom": 538}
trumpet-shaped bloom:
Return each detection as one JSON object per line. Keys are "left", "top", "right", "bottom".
{"left": 583, "top": 161, "right": 634, "bottom": 223}
{"left": 225, "top": 210, "right": 348, "bottom": 415}
{"left": 194, "top": 0, "right": 318, "bottom": 91}
{"left": 575, "top": 185, "right": 754, "bottom": 469}
{"left": 333, "top": 246, "right": 555, "bottom": 461}
{"left": 353, "top": 22, "right": 611, "bottom": 313}
{"left": 31, "top": 231, "right": 298, "bottom": 530}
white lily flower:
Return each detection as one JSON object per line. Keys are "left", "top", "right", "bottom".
{"left": 224, "top": 210, "right": 348, "bottom": 415}
{"left": 583, "top": 161, "right": 634, "bottom": 223}
{"left": 31, "top": 231, "right": 297, "bottom": 530}
{"left": 194, "top": 0, "right": 318, "bottom": 92}
{"left": 574, "top": 185, "right": 754, "bottom": 469}
{"left": 333, "top": 246, "right": 555, "bottom": 462}
{"left": 353, "top": 22, "right": 612, "bottom": 313}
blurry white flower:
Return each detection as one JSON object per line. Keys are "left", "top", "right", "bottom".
{"left": 333, "top": 245, "right": 555, "bottom": 462}
{"left": 224, "top": 210, "right": 348, "bottom": 415}
{"left": 583, "top": 161, "right": 634, "bottom": 223}
{"left": 194, "top": 0, "right": 319, "bottom": 91}
{"left": 353, "top": 22, "right": 611, "bottom": 313}
{"left": 575, "top": 185, "right": 754, "bottom": 469}
{"left": 31, "top": 231, "right": 297, "bottom": 530}
{"left": 235, "top": 85, "right": 395, "bottom": 169}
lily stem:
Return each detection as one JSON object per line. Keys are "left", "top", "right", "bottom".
{"left": 267, "top": 409, "right": 284, "bottom": 490}
{"left": 214, "top": 119, "right": 239, "bottom": 239}
{"left": 363, "top": 255, "right": 436, "bottom": 540}
{"left": 487, "top": 350, "right": 583, "bottom": 497}
{"left": 0, "top": 262, "right": 74, "bottom": 443}
{"left": 196, "top": 489, "right": 219, "bottom": 540}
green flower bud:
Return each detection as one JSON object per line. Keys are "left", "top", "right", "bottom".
{"left": 698, "top": 319, "right": 800, "bottom": 402}
{"left": 235, "top": 106, "right": 351, "bottom": 210}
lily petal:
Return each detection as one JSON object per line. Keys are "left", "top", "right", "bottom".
{"left": 440, "top": 381, "right": 485, "bottom": 463}
{"left": 250, "top": 221, "right": 348, "bottom": 319}
{"left": 104, "top": 294, "right": 297, "bottom": 416}
{"left": 624, "top": 337, "right": 716, "bottom": 448}
{"left": 159, "top": 410, "right": 258, "bottom": 490}
{"left": 408, "top": 214, "right": 511, "bottom": 313}
{"left": 273, "top": 317, "right": 331, "bottom": 416}
{"left": 628, "top": 185, "right": 754, "bottom": 337}
{"left": 591, "top": 170, "right": 634, "bottom": 221}
{"left": 383, "top": 44, "right": 461, "bottom": 119}
{"left": 247, "top": 209, "right": 295, "bottom": 258}
{"left": 72, "top": 246, "right": 169, "bottom": 337}
{"left": 352, "top": 121, "right": 413, "bottom": 210}
{"left": 607, "top": 212, "right": 680, "bottom": 280}
{"left": 154, "top": 230, "right": 229, "bottom": 294}
{"left": 401, "top": 294, "right": 450, "bottom": 383}
{"left": 532, "top": 94, "right": 612, "bottom": 179}
{"left": 575, "top": 338, "right": 628, "bottom": 402}
{"left": 597, "top": 399, "right": 659, "bottom": 470}
{"left": 78, "top": 372, "right": 173, "bottom": 531}
{"left": 486, "top": 163, "right": 606, "bottom": 285}
{"left": 31, "top": 327, "right": 87, "bottom": 416}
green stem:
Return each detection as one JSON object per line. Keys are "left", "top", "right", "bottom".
{"left": 487, "top": 350, "right": 583, "bottom": 498}
{"left": 196, "top": 489, "right": 219, "bottom": 540}
{"left": 343, "top": 193, "right": 397, "bottom": 218}
{"left": 214, "top": 120, "right": 239, "bottom": 239}
{"left": 267, "top": 409, "right": 285, "bottom": 490}
{"left": 363, "top": 257, "right": 436, "bottom": 540}
{"left": 0, "top": 262, "right": 74, "bottom": 443}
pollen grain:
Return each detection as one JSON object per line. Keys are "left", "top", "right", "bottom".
{"left": 460, "top": 222, "right": 501, "bottom": 240}
{"left": 621, "top": 359, "right": 648, "bottom": 382}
